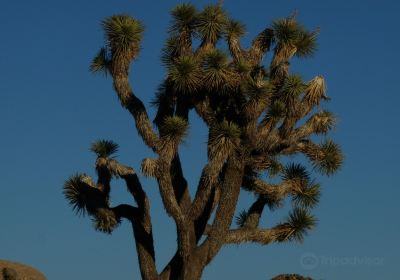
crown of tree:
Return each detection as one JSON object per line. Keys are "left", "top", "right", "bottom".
{"left": 64, "top": 3, "right": 343, "bottom": 279}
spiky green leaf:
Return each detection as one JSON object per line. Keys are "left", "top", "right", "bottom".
{"left": 243, "top": 80, "right": 272, "bottom": 117}
{"left": 160, "top": 116, "right": 189, "bottom": 143}
{"left": 202, "top": 49, "right": 235, "bottom": 91}
{"left": 235, "top": 210, "right": 248, "bottom": 227}
{"left": 281, "top": 74, "right": 306, "bottom": 98}
{"left": 226, "top": 19, "right": 246, "bottom": 38}
{"left": 272, "top": 16, "right": 318, "bottom": 58}
{"left": 162, "top": 36, "right": 182, "bottom": 66}
{"left": 196, "top": 5, "right": 228, "bottom": 44}
{"left": 208, "top": 120, "right": 241, "bottom": 160}
{"left": 203, "top": 49, "right": 229, "bottom": 70}
{"left": 272, "top": 17, "right": 301, "bottom": 45}
{"left": 102, "top": 15, "right": 144, "bottom": 56}
{"left": 234, "top": 59, "right": 251, "bottom": 75}
{"left": 286, "top": 207, "right": 316, "bottom": 242}
{"left": 63, "top": 174, "right": 103, "bottom": 216}
{"left": 278, "top": 208, "right": 317, "bottom": 242}
{"left": 170, "top": 3, "right": 198, "bottom": 33}
{"left": 64, "top": 174, "right": 88, "bottom": 216}
{"left": 267, "top": 100, "right": 286, "bottom": 119}
{"left": 169, "top": 55, "right": 202, "bottom": 94}
{"left": 90, "top": 140, "right": 119, "bottom": 158}
{"left": 282, "top": 163, "right": 310, "bottom": 182}
{"left": 292, "top": 181, "right": 321, "bottom": 208}
{"left": 267, "top": 159, "right": 283, "bottom": 177}
{"left": 90, "top": 47, "right": 110, "bottom": 75}
{"left": 295, "top": 30, "right": 318, "bottom": 57}
{"left": 209, "top": 120, "right": 241, "bottom": 142}
{"left": 313, "top": 140, "right": 343, "bottom": 176}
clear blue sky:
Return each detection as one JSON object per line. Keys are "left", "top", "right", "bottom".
{"left": 1, "top": 0, "right": 399, "bottom": 279}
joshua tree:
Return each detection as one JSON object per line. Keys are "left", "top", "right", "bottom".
{"left": 64, "top": 2, "right": 343, "bottom": 279}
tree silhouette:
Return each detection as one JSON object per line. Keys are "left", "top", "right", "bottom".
{"left": 64, "top": 3, "right": 343, "bottom": 279}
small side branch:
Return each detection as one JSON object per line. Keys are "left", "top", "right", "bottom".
{"left": 111, "top": 69, "right": 160, "bottom": 152}
{"left": 224, "top": 228, "right": 281, "bottom": 245}
{"left": 241, "top": 196, "right": 266, "bottom": 229}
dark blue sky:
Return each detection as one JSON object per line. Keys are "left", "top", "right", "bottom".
{"left": 1, "top": 0, "right": 399, "bottom": 279}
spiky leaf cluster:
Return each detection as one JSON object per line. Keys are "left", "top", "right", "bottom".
{"left": 226, "top": 19, "right": 246, "bottom": 38}
{"left": 92, "top": 208, "right": 120, "bottom": 234}
{"left": 243, "top": 80, "right": 272, "bottom": 115}
{"left": 159, "top": 116, "right": 189, "bottom": 143}
{"left": 235, "top": 209, "right": 249, "bottom": 227}
{"left": 312, "top": 140, "right": 343, "bottom": 175}
{"left": 267, "top": 100, "right": 286, "bottom": 119}
{"left": 295, "top": 30, "right": 318, "bottom": 57}
{"left": 282, "top": 163, "right": 310, "bottom": 182}
{"left": 90, "top": 140, "right": 119, "bottom": 158}
{"left": 278, "top": 208, "right": 317, "bottom": 242}
{"left": 203, "top": 49, "right": 229, "bottom": 70}
{"left": 196, "top": 5, "right": 228, "bottom": 44}
{"left": 203, "top": 49, "right": 234, "bottom": 91}
{"left": 102, "top": 15, "right": 144, "bottom": 57}
{"left": 63, "top": 174, "right": 96, "bottom": 216}
{"left": 162, "top": 37, "right": 181, "bottom": 66}
{"left": 281, "top": 163, "right": 320, "bottom": 209}
{"left": 272, "top": 17, "right": 317, "bottom": 58}
{"left": 309, "top": 111, "right": 336, "bottom": 134}
{"left": 266, "top": 158, "right": 284, "bottom": 177}
{"left": 169, "top": 55, "right": 202, "bottom": 94}
{"left": 234, "top": 59, "right": 251, "bottom": 75}
{"left": 281, "top": 74, "right": 306, "bottom": 99}
{"left": 170, "top": 4, "right": 198, "bottom": 34}
{"left": 292, "top": 181, "right": 321, "bottom": 209}
{"left": 90, "top": 47, "right": 110, "bottom": 74}
{"left": 208, "top": 120, "right": 241, "bottom": 159}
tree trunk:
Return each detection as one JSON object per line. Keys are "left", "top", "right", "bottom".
{"left": 131, "top": 222, "right": 158, "bottom": 280}
{"left": 159, "top": 251, "right": 208, "bottom": 280}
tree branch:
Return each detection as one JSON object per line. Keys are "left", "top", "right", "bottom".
{"left": 110, "top": 59, "right": 159, "bottom": 152}
{"left": 159, "top": 186, "right": 219, "bottom": 280}
{"left": 193, "top": 96, "right": 216, "bottom": 126}
{"left": 101, "top": 159, "right": 158, "bottom": 280}
{"left": 242, "top": 176, "right": 293, "bottom": 199}
{"left": 156, "top": 145, "right": 194, "bottom": 260}
{"left": 199, "top": 158, "right": 245, "bottom": 263}
{"left": 241, "top": 196, "right": 266, "bottom": 229}
{"left": 248, "top": 28, "right": 274, "bottom": 65}
{"left": 111, "top": 204, "right": 139, "bottom": 221}
{"left": 190, "top": 159, "right": 224, "bottom": 220}
{"left": 224, "top": 227, "right": 283, "bottom": 245}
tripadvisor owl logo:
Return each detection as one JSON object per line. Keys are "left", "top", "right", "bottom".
{"left": 300, "top": 252, "right": 319, "bottom": 270}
